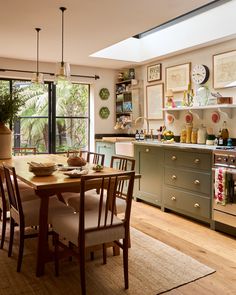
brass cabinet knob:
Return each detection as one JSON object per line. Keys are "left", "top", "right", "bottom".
{"left": 171, "top": 175, "right": 177, "bottom": 180}
{"left": 145, "top": 148, "right": 150, "bottom": 152}
{"left": 194, "top": 203, "right": 200, "bottom": 208}
{"left": 194, "top": 179, "right": 200, "bottom": 185}
{"left": 171, "top": 155, "right": 177, "bottom": 161}
{"left": 171, "top": 196, "right": 176, "bottom": 201}
{"left": 194, "top": 158, "right": 200, "bottom": 164}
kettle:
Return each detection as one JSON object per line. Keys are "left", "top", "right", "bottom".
{"left": 197, "top": 125, "right": 207, "bottom": 144}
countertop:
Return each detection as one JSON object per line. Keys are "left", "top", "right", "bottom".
{"left": 133, "top": 140, "right": 220, "bottom": 151}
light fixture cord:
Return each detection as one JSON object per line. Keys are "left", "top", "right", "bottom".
{"left": 60, "top": 7, "right": 66, "bottom": 66}
{"left": 35, "top": 27, "right": 41, "bottom": 76}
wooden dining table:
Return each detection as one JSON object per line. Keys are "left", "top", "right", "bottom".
{"left": 0, "top": 154, "right": 125, "bottom": 277}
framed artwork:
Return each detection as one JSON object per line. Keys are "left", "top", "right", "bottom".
{"left": 213, "top": 50, "right": 236, "bottom": 89}
{"left": 147, "top": 63, "right": 162, "bottom": 82}
{"left": 166, "top": 63, "right": 191, "bottom": 92}
{"left": 146, "top": 83, "right": 164, "bottom": 120}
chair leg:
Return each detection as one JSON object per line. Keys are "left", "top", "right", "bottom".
{"left": 102, "top": 244, "right": 107, "bottom": 265}
{"left": 54, "top": 233, "right": 59, "bottom": 277}
{"left": 0, "top": 208, "right": 7, "bottom": 249}
{"left": 90, "top": 251, "right": 94, "bottom": 261}
{"left": 8, "top": 218, "right": 15, "bottom": 257}
{"left": 123, "top": 238, "right": 129, "bottom": 290}
{"left": 79, "top": 247, "right": 86, "bottom": 295}
{"left": 17, "top": 225, "right": 25, "bottom": 272}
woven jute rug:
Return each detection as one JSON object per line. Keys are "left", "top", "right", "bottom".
{"left": 0, "top": 227, "right": 215, "bottom": 295}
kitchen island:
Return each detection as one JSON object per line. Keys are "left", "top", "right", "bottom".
{"left": 134, "top": 140, "right": 214, "bottom": 226}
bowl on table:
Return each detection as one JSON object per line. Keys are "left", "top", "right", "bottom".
{"left": 28, "top": 162, "right": 57, "bottom": 176}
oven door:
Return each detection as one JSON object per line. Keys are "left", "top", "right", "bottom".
{"left": 213, "top": 167, "right": 236, "bottom": 228}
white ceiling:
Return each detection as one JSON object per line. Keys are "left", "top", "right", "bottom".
{"left": 0, "top": 0, "right": 216, "bottom": 69}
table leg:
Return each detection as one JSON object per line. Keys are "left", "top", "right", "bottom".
{"left": 36, "top": 192, "right": 49, "bottom": 277}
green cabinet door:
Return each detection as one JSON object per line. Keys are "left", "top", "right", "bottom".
{"left": 134, "top": 144, "right": 163, "bottom": 206}
{"left": 95, "top": 141, "right": 115, "bottom": 167}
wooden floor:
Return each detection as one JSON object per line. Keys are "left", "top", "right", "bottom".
{"left": 130, "top": 201, "right": 236, "bottom": 295}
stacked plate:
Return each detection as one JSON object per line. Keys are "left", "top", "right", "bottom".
{"left": 28, "top": 162, "right": 57, "bottom": 176}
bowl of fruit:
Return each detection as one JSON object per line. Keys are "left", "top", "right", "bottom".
{"left": 163, "top": 130, "right": 174, "bottom": 140}
{"left": 92, "top": 164, "right": 104, "bottom": 172}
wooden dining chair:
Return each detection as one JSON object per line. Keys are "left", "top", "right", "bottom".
{"left": 3, "top": 163, "right": 74, "bottom": 272}
{"left": 52, "top": 171, "right": 135, "bottom": 295}
{"left": 12, "top": 147, "right": 37, "bottom": 156}
{"left": 0, "top": 174, "right": 7, "bottom": 249}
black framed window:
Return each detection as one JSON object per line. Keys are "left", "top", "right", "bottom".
{"left": 0, "top": 78, "right": 90, "bottom": 153}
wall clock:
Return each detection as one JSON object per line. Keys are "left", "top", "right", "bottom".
{"left": 191, "top": 64, "right": 209, "bottom": 85}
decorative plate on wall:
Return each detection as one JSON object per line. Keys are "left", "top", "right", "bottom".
{"left": 99, "top": 107, "right": 110, "bottom": 119}
{"left": 99, "top": 88, "right": 110, "bottom": 100}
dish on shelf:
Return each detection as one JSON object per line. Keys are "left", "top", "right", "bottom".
{"left": 64, "top": 169, "right": 89, "bottom": 178}
{"left": 211, "top": 111, "right": 220, "bottom": 123}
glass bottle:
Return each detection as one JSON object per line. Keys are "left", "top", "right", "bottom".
{"left": 135, "top": 130, "right": 140, "bottom": 141}
{"left": 191, "top": 128, "right": 198, "bottom": 144}
{"left": 221, "top": 121, "right": 229, "bottom": 145}
{"left": 186, "top": 123, "right": 193, "bottom": 144}
{"left": 139, "top": 130, "right": 145, "bottom": 141}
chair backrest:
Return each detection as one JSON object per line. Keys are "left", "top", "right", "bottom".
{"left": 81, "top": 151, "right": 105, "bottom": 166}
{"left": 66, "top": 149, "right": 81, "bottom": 158}
{"left": 0, "top": 173, "right": 7, "bottom": 213}
{"left": 78, "top": 171, "right": 135, "bottom": 246}
{"left": 3, "top": 164, "right": 23, "bottom": 225}
{"left": 12, "top": 147, "right": 37, "bottom": 156}
{"left": 110, "top": 155, "right": 135, "bottom": 171}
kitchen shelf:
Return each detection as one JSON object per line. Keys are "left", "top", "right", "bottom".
{"left": 162, "top": 104, "right": 236, "bottom": 119}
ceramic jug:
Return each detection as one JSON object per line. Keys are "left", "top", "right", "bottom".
{"left": 197, "top": 125, "right": 207, "bottom": 144}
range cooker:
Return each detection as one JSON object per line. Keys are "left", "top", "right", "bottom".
{"left": 213, "top": 148, "right": 236, "bottom": 228}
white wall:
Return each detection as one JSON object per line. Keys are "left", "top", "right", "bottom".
{"left": 0, "top": 57, "right": 117, "bottom": 149}
{"left": 137, "top": 38, "right": 236, "bottom": 138}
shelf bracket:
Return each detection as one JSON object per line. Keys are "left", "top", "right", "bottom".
{"left": 217, "top": 107, "right": 233, "bottom": 119}
{"left": 188, "top": 109, "right": 203, "bottom": 119}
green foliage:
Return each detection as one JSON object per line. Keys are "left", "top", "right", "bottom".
{"left": 0, "top": 86, "right": 25, "bottom": 124}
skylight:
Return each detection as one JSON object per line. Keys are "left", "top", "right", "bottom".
{"left": 91, "top": 0, "right": 236, "bottom": 63}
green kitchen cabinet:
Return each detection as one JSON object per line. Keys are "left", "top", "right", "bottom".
{"left": 134, "top": 144, "right": 164, "bottom": 206}
{"left": 95, "top": 141, "right": 115, "bottom": 167}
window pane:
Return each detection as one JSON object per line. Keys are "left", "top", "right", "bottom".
{"left": 56, "top": 83, "right": 89, "bottom": 117}
{"left": 12, "top": 80, "right": 49, "bottom": 116}
{"left": 17, "top": 118, "right": 49, "bottom": 153}
{"left": 0, "top": 80, "right": 10, "bottom": 94}
{"left": 56, "top": 118, "right": 88, "bottom": 152}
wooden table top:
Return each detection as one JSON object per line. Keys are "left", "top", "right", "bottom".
{"left": 0, "top": 154, "right": 120, "bottom": 191}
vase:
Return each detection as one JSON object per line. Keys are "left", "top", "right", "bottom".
{"left": 0, "top": 123, "right": 12, "bottom": 159}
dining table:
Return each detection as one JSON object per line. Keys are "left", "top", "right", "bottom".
{"left": 0, "top": 154, "right": 128, "bottom": 277}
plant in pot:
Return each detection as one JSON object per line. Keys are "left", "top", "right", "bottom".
{"left": 0, "top": 87, "right": 25, "bottom": 159}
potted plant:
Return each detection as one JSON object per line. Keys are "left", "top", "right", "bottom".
{"left": 0, "top": 87, "right": 25, "bottom": 159}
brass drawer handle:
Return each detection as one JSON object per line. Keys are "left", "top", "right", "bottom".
{"left": 171, "top": 155, "right": 177, "bottom": 161}
{"left": 194, "top": 203, "right": 200, "bottom": 208}
{"left": 171, "top": 175, "right": 177, "bottom": 180}
{"left": 194, "top": 158, "right": 200, "bottom": 164}
{"left": 145, "top": 148, "right": 150, "bottom": 152}
{"left": 171, "top": 196, "right": 176, "bottom": 201}
{"left": 194, "top": 179, "right": 200, "bottom": 185}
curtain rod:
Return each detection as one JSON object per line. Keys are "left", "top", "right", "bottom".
{"left": 0, "top": 68, "right": 100, "bottom": 80}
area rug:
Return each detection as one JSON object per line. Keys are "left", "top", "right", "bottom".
{"left": 0, "top": 227, "right": 215, "bottom": 295}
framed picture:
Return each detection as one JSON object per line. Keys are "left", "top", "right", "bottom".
{"left": 146, "top": 83, "right": 164, "bottom": 120}
{"left": 213, "top": 50, "right": 236, "bottom": 89}
{"left": 166, "top": 63, "right": 191, "bottom": 92}
{"left": 147, "top": 63, "right": 162, "bottom": 82}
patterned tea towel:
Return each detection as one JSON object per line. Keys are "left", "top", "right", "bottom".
{"left": 214, "top": 167, "right": 227, "bottom": 205}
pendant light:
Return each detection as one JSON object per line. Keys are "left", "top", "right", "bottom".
{"left": 31, "top": 28, "right": 44, "bottom": 85}
{"left": 55, "top": 7, "right": 70, "bottom": 84}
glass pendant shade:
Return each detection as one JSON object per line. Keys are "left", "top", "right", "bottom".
{"left": 31, "top": 72, "right": 44, "bottom": 84}
{"left": 54, "top": 7, "right": 71, "bottom": 85}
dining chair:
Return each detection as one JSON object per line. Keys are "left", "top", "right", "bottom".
{"left": 3, "top": 163, "right": 74, "bottom": 272}
{"left": 0, "top": 174, "right": 7, "bottom": 249}
{"left": 67, "top": 155, "right": 135, "bottom": 213}
{"left": 52, "top": 171, "right": 135, "bottom": 295}
{"left": 12, "top": 147, "right": 37, "bottom": 156}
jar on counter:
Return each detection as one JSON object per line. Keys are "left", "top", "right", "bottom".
{"left": 191, "top": 128, "right": 198, "bottom": 144}
{"left": 186, "top": 123, "right": 193, "bottom": 144}
{"left": 197, "top": 125, "right": 207, "bottom": 144}
{"left": 180, "top": 127, "right": 187, "bottom": 143}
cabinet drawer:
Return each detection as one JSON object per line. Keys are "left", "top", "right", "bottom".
{"left": 164, "top": 186, "right": 211, "bottom": 219}
{"left": 164, "top": 167, "right": 211, "bottom": 195}
{"left": 164, "top": 149, "right": 212, "bottom": 170}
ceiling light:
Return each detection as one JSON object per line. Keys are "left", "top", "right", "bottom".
{"left": 54, "top": 7, "right": 70, "bottom": 84}
{"left": 31, "top": 28, "right": 44, "bottom": 85}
